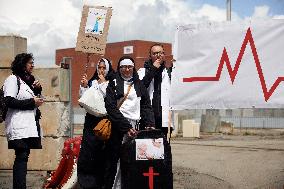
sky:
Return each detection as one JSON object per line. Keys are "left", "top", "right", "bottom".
{"left": 0, "top": 0, "right": 283, "bottom": 67}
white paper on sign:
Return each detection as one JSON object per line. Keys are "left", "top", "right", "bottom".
{"left": 85, "top": 8, "right": 107, "bottom": 35}
{"left": 135, "top": 138, "right": 164, "bottom": 160}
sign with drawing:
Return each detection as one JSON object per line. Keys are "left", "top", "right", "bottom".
{"left": 76, "top": 5, "right": 112, "bottom": 54}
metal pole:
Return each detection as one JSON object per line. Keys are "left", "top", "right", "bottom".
{"left": 226, "top": 0, "right": 232, "bottom": 21}
{"left": 85, "top": 53, "right": 91, "bottom": 75}
{"left": 61, "top": 57, "right": 73, "bottom": 138}
{"left": 69, "top": 59, "right": 73, "bottom": 138}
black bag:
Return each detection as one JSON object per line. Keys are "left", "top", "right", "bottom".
{"left": 120, "top": 129, "right": 173, "bottom": 189}
{"left": 0, "top": 76, "right": 20, "bottom": 123}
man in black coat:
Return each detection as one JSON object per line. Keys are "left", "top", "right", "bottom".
{"left": 140, "top": 44, "right": 173, "bottom": 136}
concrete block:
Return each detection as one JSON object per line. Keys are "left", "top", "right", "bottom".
{"left": 0, "top": 69, "right": 12, "bottom": 87}
{"left": 0, "top": 102, "right": 71, "bottom": 137}
{"left": 0, "top": 35, "right": 27, "bottom": 68}
{"left": 0, "top": 136, "right": 67, "bottom": 170}
{"left": 183, "top": 120, "right": 194, "bottom": 137}
{"left": 193, "top": 123, "right": 200, "bottom": 138}
{"left": 0, "top": 68, "right": 70, "bottom": 102}
{"left": 182, "top": 120, "right": 200, "bottom": 138}
{"left": 33, "top": 68, "right": 70, "bottom": 102}
{"left": 40, "top": 101, "right": 71, "bottom": 137}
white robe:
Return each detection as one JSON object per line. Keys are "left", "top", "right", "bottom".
{"left": 4, "top": 75, "right": 39, "bottom": 141}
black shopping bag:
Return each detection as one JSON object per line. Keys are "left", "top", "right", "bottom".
{"left": 120, "top": 129, "right": 173, "bottom": 189}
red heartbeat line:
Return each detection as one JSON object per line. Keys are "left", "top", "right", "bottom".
{"left": 183, "top": 27, "right": 284, "bottom": 102}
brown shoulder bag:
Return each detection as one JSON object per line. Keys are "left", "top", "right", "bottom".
{"left": 94, "top": 83, "right": 133, "bottom": 141}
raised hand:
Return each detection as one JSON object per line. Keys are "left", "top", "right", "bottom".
{"left": 80, "top": 74, "right": 88, "bottom": 88}
{"left": 153, "top": 58, "right": 162, "bottom": 68}
{"left": 98, "top": 74, "right": 106, "bottom": 83}
{"left": 32, "top": 80, "right": 41, "bottom": 89}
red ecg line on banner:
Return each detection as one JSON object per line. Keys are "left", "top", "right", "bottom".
{"left": 183, "top": 27, "right": 284, "bottom": 102}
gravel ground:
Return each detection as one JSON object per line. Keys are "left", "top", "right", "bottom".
{"left": 171, "top": 135, "right": 284, "bottom": 189}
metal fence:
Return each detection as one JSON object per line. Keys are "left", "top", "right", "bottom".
{"left": 221, "top": 117, "right": 284, "bottom": 129}
{"left": 176, "top": 109, "right": 284, "bottom": 130}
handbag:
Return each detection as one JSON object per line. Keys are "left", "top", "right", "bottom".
{"left": 93, "top": 118, "right": 112, "bottom": 140}
{"left": 78, "top": 83, "right": 107, "bottom": 117}
{"left": 94, "top": 84, "right": 133, "bottom": 141}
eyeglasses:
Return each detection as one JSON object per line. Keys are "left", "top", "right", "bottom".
{"left": 152, "top": 51, "right": 165, "bottom": 56}
{"left": 120, "top": 65, "right": 134, "bottom": 70}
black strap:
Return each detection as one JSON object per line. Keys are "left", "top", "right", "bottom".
{"left": 0, "top": 76, "right": 21, "bottom": 122}
{"left": 16, "top": 76, "right": 20, "bottom": 95}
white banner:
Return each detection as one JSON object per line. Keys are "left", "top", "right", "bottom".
{"left": 171, "top": 20, "right": 284, "bottom": 109}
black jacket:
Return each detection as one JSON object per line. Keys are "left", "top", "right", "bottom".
{"left": 143, "top": 60, "right": 172, "bottom": 87}
{"left": 142, "top": 60, "right": 172, "bottom": 127}
{"left": 105, "top": 74, "right": 155, "bottom": 135}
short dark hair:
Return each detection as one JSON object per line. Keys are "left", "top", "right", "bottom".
{"left": 149, "top": 43, "right": 164, "bottom": 56}
{"left": 11, "top": 53, "right": 33, "bottom": 75}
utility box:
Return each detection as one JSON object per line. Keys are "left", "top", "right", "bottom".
{"left": 182, "top": 120, "right": 200, "bottom": 138}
